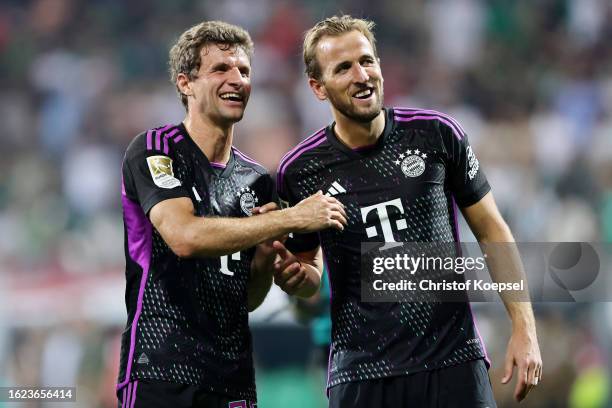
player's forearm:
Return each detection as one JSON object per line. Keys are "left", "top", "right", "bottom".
{"left": 505, "top": 300, "right": 537, "bottom": 334}
{"left": 247, "top": 247, "right": 276, "bottom": 311}
{"left": 154, "top": 193, "right": 346, "bottom": 258}
{"left": 477, "top": 221, "right": 536, "bottom": 332}
{"left": 489, "top": 247, "right": 536, "bottom": 333}
{"left": 182, "top": 209, "right": 298, "bottom": 257}
{"left": 247, "top": 258, "right": 274, "bottom": 312}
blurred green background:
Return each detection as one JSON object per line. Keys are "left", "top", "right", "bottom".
{"left": 1, "top": 0, "right": 611, "bottom": 407}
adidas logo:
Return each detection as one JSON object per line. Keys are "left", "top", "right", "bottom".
{"left": 325, "top": 181, "right": 346, "bottom": 197}
{"left": 137, "top": 353, "right": 149, "bottom": 364}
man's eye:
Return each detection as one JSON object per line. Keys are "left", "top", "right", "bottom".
{"left": 212, "top": 65, "right": 229, "bottom": 73}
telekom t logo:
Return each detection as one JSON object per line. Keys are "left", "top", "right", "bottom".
{"left": 360, "top": 198, "right": 407, "bottom": 247}
{"left": 220, "top": 252, "right": 241, "bottom": 276}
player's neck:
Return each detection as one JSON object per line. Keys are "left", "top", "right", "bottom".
{"left": 183, "top": 115, "right": 234, "bottom": 164}
{"left": 332, "top": 109, "right": 386, "bottom": 149}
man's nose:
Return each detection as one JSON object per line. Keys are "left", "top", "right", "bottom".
{"left": 352, "top": 64, "right": 369, "bottom": 83}
{"left": 227, "top": 67, "right": 244, "bottom": 85}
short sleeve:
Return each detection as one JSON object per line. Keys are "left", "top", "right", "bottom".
{"left": 123, "top": 135, "right": 191, "bottom": 215}
{"left": 442, "top": 123, "right": 491, "bottom": 207}
{"left": 277, "top": 169, "right": 320, "bottom": 254}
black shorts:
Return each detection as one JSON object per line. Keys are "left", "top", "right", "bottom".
{"left": 117, "top": 379, "right": 257, "bottom": 408}
{"left": 329, "top": 359, "right": 496, "bottom": 408}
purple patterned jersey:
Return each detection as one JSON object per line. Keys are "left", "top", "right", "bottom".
{"left": 277, "top": 108, "right": 491, "bottom": 389}
{"left": 117, "top": 123, "right": 274, "bottom": 401}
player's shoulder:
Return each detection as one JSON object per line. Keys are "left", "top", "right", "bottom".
{"left": 391, "top": 106, "right": 466, "bottom": 140}
{"left": 231, "top": 146, "right": 269, "bottom": 176}
{"left": 125, "top": 123, "right": 185, "bottom": 159}
{"left": 276, "top": 126, "right": 328, "bottom": 184}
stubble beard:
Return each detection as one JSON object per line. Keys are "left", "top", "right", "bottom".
{"left": 208, "top": 101, "right": 248, "bottom": 128}
{"left": 328, "top": 87, "right": 384, "bottom": 123}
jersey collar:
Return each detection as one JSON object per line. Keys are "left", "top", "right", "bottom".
{"left": 178, "top": 123, "right": 236, "bottom": 178}
{"left": 325, "top": 107, "right": 394, "bottom": 158}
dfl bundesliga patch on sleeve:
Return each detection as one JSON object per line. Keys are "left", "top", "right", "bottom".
{"left": 146, "top": 155, "right": 182, "bottom": 188}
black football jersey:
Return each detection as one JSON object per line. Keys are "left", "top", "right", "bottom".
{"left": 117, "top": 123, "right": 274, "bottom": 401}
{"left": 277, "top": 107, "right": 491, "bottom": 388}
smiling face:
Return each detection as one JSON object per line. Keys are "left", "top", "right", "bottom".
{"left": 178, "top": 43, "right": 251, "bottom": 127}
{"left": 309, "top": 30, "right": 384, "bottom": 123}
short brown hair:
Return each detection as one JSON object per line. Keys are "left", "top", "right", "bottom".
{"left": 169, "top": 21, "right": 254, "bottom": 110}
{"left": 303, "top": 15, "right": 377, "bottom": 80}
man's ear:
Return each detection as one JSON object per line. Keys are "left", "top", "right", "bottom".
{"left": 176, "top": 73, "right": 193, "bottom": 97}
{"left": 308, "top": 77, "right": 327, "bottom": 101}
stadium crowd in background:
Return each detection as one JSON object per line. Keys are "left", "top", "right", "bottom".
{"left": 0, "top": 1, "right": 611, "bottom": 407}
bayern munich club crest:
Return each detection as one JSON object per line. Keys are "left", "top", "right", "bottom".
{"left": 237, "top": 186, "right": 259, "bottom": 216}
{"left": 395, "top": 148, "right": 428, "bottom": 177}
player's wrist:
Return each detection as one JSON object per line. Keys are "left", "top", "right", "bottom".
{"left": 280, "top": 207, "right": 307, "bottom": 232}
{"left": 293, "top": 281, "right": 319, "bottom": 299}
{"left": 511, "top": 320, "right": 537, "bottom": 338}
{"left": 294, "top": 265, "right": 321, "bottom": 298}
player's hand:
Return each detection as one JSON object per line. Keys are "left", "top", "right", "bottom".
{"left": 501, "top": 328, "right": 542, "bottom": 402}
{"left": 272, "top": 241, "right": 309, "bottom": 296}
{"left": 290, "top": 191, "right": 347, "bottom": 233}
